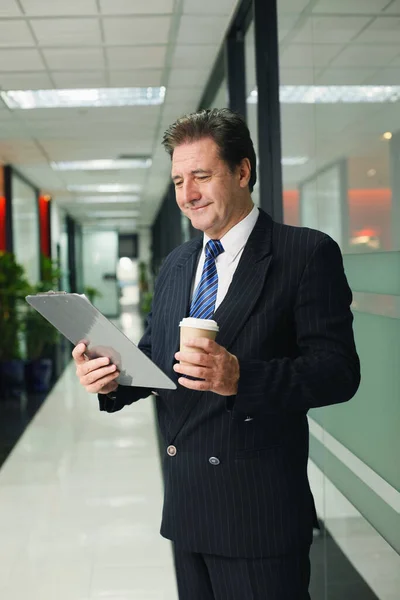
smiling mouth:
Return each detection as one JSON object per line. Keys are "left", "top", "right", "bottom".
{"left": 191, "top": 204, "right": 211, "bottom": 211}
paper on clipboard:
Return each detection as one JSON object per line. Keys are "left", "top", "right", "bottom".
{"left": 25, "top": 292, "right": 176, "bottom": 390}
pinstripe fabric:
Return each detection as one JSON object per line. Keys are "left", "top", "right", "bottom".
{"left": 189, "top": 239, "right": 224, "bottom": 319}
{"left": 174, "top": 546, "right": 311, "bottom": 600}
{"left": 99, "top": 209, "right": 360, "bottom": 560}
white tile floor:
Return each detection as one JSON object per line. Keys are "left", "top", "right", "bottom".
{"left": 0, "top": 308, "right": 178, "bottom": 600}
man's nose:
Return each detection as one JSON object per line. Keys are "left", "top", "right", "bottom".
{"left": 182, "top": 180, "right": 201, "bottom": 204}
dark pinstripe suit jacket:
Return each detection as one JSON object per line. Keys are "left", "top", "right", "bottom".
{"left": 99, "top": 209, "right": 360, "bottom": 558}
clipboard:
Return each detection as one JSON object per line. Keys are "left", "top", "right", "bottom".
{"left": 25, "top": 292, "right": 176, "bottom": 390}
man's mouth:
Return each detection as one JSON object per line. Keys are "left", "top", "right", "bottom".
{"left": 191, "top": 203, "right": 211, "bottom": 211}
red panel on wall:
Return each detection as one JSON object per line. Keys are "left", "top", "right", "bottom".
{"left": 39, "top": 195, "right": 51, "bottom": 257}
{"left": 0, "top": 196, "right": 6, "bottom": 252}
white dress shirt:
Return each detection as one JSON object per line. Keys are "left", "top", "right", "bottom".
{"left": 191, "top": 205, "right": 259, "bottom": 311}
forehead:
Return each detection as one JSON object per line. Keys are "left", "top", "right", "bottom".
{"left": 171, "top": 138, "right": 222, "bottom": 174}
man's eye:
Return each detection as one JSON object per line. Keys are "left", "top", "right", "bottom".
{"left": 197, "top": 176, "right": 209, "bottom": 181}
{"left": 174, "top": 181, "right": 183, "bottom": 187}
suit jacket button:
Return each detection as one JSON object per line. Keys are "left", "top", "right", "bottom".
{"left": 167, "top": 445, "right": 177, "bottom": 457}
{"left": 209, "top": 457, "right": 220, "bottom": 466}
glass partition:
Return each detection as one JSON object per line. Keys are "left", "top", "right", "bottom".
{"left": 11, "top": 172, "right": 40, "bottom": 285}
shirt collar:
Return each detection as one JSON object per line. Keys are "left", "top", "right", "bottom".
{"left": 203, "top": 205, "right": 259, "bottom": 261}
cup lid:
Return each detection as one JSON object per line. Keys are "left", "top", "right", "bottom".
{"left": 179, "top": 317, "right": 219, "bottom": 332}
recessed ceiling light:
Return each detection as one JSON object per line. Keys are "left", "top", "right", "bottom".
{"left": 0, "top": 87, "right": 166, "bottom": 109}
{"left": 382, "top": 131, "right": 393, "bottom": 140}
{"left": 67, "top": 184, "right": 142, "bottom": 193}
{"left": 248, "top": 86, "right": 400, "bottom": 104}
{"left": 68, "top": 196, "right": 140, "bottom": 204}
{"left": 51, "top": 159, "right": 152, "bottom": 171}
{"left": 367, "top": 169, "right": 377, "bottom": 177}
{"left": 281, "top": 156, "right": 309, "bottom": 166}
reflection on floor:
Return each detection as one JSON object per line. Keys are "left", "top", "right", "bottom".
{"left": 0, "top": 305, "right": 397, "bottom": 599}
{"left": 310, "top": 524, "right": 378, "bottom": 600}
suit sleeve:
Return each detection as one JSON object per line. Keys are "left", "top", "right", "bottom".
{"left": 231, "top": 237, "right": 361, "bottom": 416}
{"left": 98, "top": 312, "right": 153, "bottom": 413}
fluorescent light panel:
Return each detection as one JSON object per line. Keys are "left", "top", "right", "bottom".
{"left": 67, "top": 184, "right": 141, "bottom": 193}
{"left": 70, "top": 196, "right": 140, "bottom": 204}
{"left": 281, "top": 156, "right": 309, "bottom": 166}
{"left": 52, "top": 158, "right": 152, "bottom": 171}
{"left": 0, "top": 87, "right": 166, "bottom": 109}
{"left": 248, "top": 86, "right": 400, "bottom": 104}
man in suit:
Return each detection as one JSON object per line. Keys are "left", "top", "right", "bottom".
{"left": 73, "top": 108, "right": 360, "bottom": 599}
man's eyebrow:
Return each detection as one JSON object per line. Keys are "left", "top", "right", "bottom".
{"left": 171, "top": 169, "right": 211, "bottom": 182}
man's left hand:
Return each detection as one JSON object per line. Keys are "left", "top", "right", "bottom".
{"left": 174, "top": 338, "right": 239, "bottom": 396}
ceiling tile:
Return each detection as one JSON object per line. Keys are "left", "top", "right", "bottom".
{"left": 312, "top": 0, "right": 390, "bottom": 14}
{"left": 108, "top": 69, "right": 163, "bottom": 87}
{"left": 331, "top": 45, "right": 400, "bottom": 67}
{"left": 177, "top": 15, "right": 228, "bottom": 44}
{"left": 107, "top": 46, "right": 167, "bottom": 70}
{"left": 0, "top": 20, "right": 36, "bottom": 47}
{"left": 291, "top": 16, "right": 372, "bottom": 44}
{"left": 280, "top": 68, "right": 316, "bottom": 85}
{"left": 19, "top": 0, "right": 98, "bottom": 16}
{"left": 0, "top": 71, "right": 53, "bottom": 89}
{"left": 172, "top": 44, "right": 219, "bottom": 69}
{"left": 355, "top": 17, "right": 400, "bottom": 43}
{"left": 30, "top": 18, "right": 101, "bottom": 46}
{"left": 100, "top": 0, "right": 174, "bottom": 14}
{"left": 43, "top": 48, "right": 105, "bottom": 70}
{"left": 280, "top": 44, "right": 342, "bottom": 68}
{"left": 385, "top": 0, "right": 400, "bottom": 12}
{"left": 183, "top": 0, "right": 237, "bottom": 15}
{"left": 52, "top": 71, "right": 108, "bottom": 88}
{"left": 167, "top": 68, "right": 210, "bottom": 88}
{"left": 164, "top": 87, "right": 203, "bottom": 105}
{"left": 366, "top": 67, "right": 400, "bottom": 84}
{"left": 316, "top": 67, "right": 378, "bottom": 85}
{"left": 103, "top": 16, "right": 171, "bottom": 45}
{"left": 0, "top": 48, "right": 45, "bottom": 71}
{"left": 0, "top": 0, "right": 22, "bottom": 16}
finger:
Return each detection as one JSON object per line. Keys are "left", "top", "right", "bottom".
{"left": 183, "top": 338, "right": 220, "bottom": 353}
{"left": 72, "top": 342, "right": 88, "bottom": 363}
{"left": 86, "top": 372, "right": 119, "bottom": 394}
{"left": 77, "top": 356, "right": 111, "bottom": 377}
{"left": 80, "top": 364, "right": 117, "bottom": 386}
{"left": 177, "top": 376, "right": 210, "bottom": 391}
{"left": 173, "top": 363, "right": 210, "bottom": 379}
{"left": 174, "top": 352, "right": 212, "bottom": 367}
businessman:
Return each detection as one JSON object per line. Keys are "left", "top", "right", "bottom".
{"left": 73, "top": 108, "right": 360, "bottom": 599}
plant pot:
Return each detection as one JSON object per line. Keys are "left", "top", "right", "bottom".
{"left": 0, "top": 359, "right": 26, "bottom": 401}
{"left": 25, "top": 358, "right": 53, "bottom": 393}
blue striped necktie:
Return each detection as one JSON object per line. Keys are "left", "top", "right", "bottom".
{"left": 189, "top": 239, "right": 224, "bottom": 319}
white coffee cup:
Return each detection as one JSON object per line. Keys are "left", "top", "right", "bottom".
{"left": 179, "top": 318, "right": 219, "bottom": 364}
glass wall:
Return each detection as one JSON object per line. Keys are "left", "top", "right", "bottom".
{"left": 11, "top": 172, "right": 40, "bottom": 285}
{"left": 276, "top": 0, "right": 400, "bottom": 586}
{"left": 245, "top": 22, "right": 260, "bottom": 207}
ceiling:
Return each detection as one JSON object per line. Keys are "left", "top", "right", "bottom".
{"left": 0, "top": 0, "right": 239, "bottom": 232}
{"left": 246, "top": 0, "right": 400, "bottom": 189}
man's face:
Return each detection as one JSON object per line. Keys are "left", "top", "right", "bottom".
{"left": 171, "top": 137, "right": 251, "bottom": 239}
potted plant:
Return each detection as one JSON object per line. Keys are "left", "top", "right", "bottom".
{"left": 84, "top": 286, "right": 102, "bottom": 305}
{"left": 0, "top": 252, "right": 31, "bottom": 401}
{"left": 24, "top": 256, "right": 62, "bottom": 393}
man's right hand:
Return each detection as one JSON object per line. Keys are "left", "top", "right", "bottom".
{"left": 72, "top": 342, "right": 120, "bottom": 395}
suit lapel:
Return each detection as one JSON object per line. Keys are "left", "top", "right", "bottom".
{"left": 214, "top": 209, "right": 273, "bottom": 351}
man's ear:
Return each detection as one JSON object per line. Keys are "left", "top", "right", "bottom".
{"left": 239, "top": 158, "right": 252, "bottom": 189}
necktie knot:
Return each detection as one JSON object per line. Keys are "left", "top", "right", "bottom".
{"left": 205, "top": 239, "right": 224, "bottom": 260}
